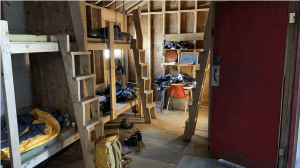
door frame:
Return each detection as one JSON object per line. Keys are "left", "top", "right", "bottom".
{"left": 208, "top": 1, "right": 300, "bottom": 168}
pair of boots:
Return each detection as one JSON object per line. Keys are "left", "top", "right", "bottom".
{"left": 124, "top": 131, "right": 142, "bottom": 146}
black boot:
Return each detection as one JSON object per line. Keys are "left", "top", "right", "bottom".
{"left": 121, "top": 118, "right": 134, "bottom": 129}
{"left": 124, "top": 134, "right": 138, "bottom": 146}
{"left": 135, "top": 131, "right": 142, "bottom": 141}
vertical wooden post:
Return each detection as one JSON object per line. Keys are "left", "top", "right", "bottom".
{"left": 148, "top": 1, "right": 152, "bottom": 78}
{"left": 1, "top": 20, "right": 22, "bottom": 168}
{"left": 193, "top": 1, "right": 198, "bottom": 51}
{"left": 108, "top": 22, "right": 117, "bottom": 120}
{"left": 178, "top": 0, "right": 181, "bottom": 34}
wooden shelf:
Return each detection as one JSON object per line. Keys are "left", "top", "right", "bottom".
{"left": 161, "top": 63, "right": 200, "bottom": 67}
{"left": 97, "top": 98, "right": 140, "bottom": 125}
{"left": 162, "top": 48, "right": 204, "bottom": 52}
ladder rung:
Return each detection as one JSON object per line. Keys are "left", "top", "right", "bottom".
{"left": 142, "top": 76, "right": 151, "bottom": 80}
{"left": 144, "top": 90, "right": 153, "bottom": 95}
{"left": 67, "top": 51, "right": 91, "bottom": 55}
{"left": 83, "top": 118, "right": 101, "bottom": 130}
{"left": 146, "top": 103, "right": 155, "bottom": 108}
{"left": 79, "top": 96, "right": 100, "bottom": 105}
{"left": 74, "top": 74, "right": 96, "bottom": 81}
{"left": 140, "top": 63, "right": 148, "bottom": 66}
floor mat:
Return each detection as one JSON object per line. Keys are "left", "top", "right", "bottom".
{"left": 177, "top": 155, "right": 242, "bottom": 168}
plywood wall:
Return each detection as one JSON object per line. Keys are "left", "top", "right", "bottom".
{"left": 24, "top": 1, "right": 76, "bottom": 121}
{"left": 127, "top": 1, "right": 209, "bottom": 101}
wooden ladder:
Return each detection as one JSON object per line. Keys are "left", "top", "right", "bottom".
{"left": 131, "top": 8, "right": 156, "bottom": 123}
{"left": 58, "top": 35, "right": 103, "bottom": 168}
{"left": 183, "top": 5, "right": 213, "bottom": 141}
{"left": 131, "top": 40, "right": 156, "bottom": 123}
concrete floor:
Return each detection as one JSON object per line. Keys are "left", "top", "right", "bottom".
{"left": 41, "top": 103, "right": 213, "bottom": 168}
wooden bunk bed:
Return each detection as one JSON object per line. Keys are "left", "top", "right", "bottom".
{"left": 1, "top": 2, "right": 154, "bottom": 168}
{"left": 1, "top": 21, "right": 80, "bottom": 168}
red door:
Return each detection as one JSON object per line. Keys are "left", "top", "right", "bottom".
{"left": 210, "top": 2, "right": 289, "bottom": 168}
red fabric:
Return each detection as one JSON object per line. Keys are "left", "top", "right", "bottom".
{"left": 211, "top": 2, "right": 288, "bottom": 168}
{"left": 169, "top": 84, "right": 188, "bottom": 98}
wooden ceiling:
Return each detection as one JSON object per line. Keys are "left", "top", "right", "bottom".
{"left": 86, "top": 0, "right": 145, "bottom": 14}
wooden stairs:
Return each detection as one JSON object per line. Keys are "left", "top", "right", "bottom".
{"left": 59, "top": 35, "right": 103, "bottom": 168}
{"left": 131, "top": 40, "right": 157, "bottom": 123}
{"left": 131, "top": 8, "right": 156, "bottom": 123}
{"left": 183, "top": 5, "right": 213, "bottom": 141}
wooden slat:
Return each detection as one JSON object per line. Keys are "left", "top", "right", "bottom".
{"left": 1, "top": 20, "right": 22, "bottom": 168}
{"left": 67, "top": 51, "right": 91, "bottom": 55}
{"left": 107, "top": 0, "right": 129, "bottom": 10}
{"left": 127, "top": 8, "right": 210, "bottom": 15}
{"left": 21, "top": 131, "right": 80, "bottom": 168}
{"left": 117, "top": 0, "right": 141, "bottom": 12}
{"left": 10, "top": 42, "right": 59, "bottom": 54}
{"left": 144, "top": 90, "right": 153, "bottom": 95}
{"left": 9, "top": 34, "right": 58, "bottom": 42}
{"left": 87, "top": 42, "right": 108, "bottom": 50}
{"left": 126, "top": 1, "right": 147, "bottom": 14}
{"left": 79, "top": 96, "right": 100, "bottom": 105}
{"left": 74, "top": 74, "right": 96, "bottom": 80}
{"left": 83, "top": 118, "right": 101, "bottom": 129}
{"left": 164, "top": 33, "right": 204, "bottom": 41}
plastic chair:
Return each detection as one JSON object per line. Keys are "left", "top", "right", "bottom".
{"left": 166, "top": 84, "right": 189, "bottom": 117}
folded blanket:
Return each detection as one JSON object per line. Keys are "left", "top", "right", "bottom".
{"left": 1, "top": 108, "right": 62, "bottom": 159}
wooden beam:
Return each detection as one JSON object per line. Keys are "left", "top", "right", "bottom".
{"left": 133, "top": 7, "right": 143, "bottom": 49}
{"left": 9, "top": 34, "right": 59, "bottom": 42}
{"left": 127, "top": 9, "right": 209, "bottom": 15}
{"left": 278, "top": 1, "right": 300, "bottom": 167}
{"left": 118, "top": 0, "right": 141, "bottom": 12}
{"left": 10, "top": 42, "right": 59, "bottom": 54}
{"left": 1, "top": 20, "right": 22, "bottom": 168}
{"left": 108, "top": 22, "right": 117, "bottom": 120}
{"left": 126, "top": 0, "right": 147, "bottom": 14}
{"left": 178, "top": 0, "right": 181, "bottom": 34}
{"left": 68, "top": 1, "right": 87, "bottom": 51}
{"left": 148, "top": 0, "right": 151, "bottom": 78}
{"left": 108, "top": 0, "right": 129, "bottom": 10}
{"left": 164, "top": 33, "right": 204, "bottom": 41}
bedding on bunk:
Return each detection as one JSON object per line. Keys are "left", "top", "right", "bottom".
{"left": 1, "top": 108, "right": 63, "bottom": 159}
{"left": 87, "top": 25, "right": 133, "bottom": 41}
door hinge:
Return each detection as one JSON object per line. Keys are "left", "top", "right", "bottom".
{"left": 289, "top": 13, "right": 296, "bottom": 24}
{"left": 278, "top": 148, "right": 285, "bottom": 157}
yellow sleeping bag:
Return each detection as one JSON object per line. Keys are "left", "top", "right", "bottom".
{"left": 1, "top": 108, "right": 60, "bottom": 159}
